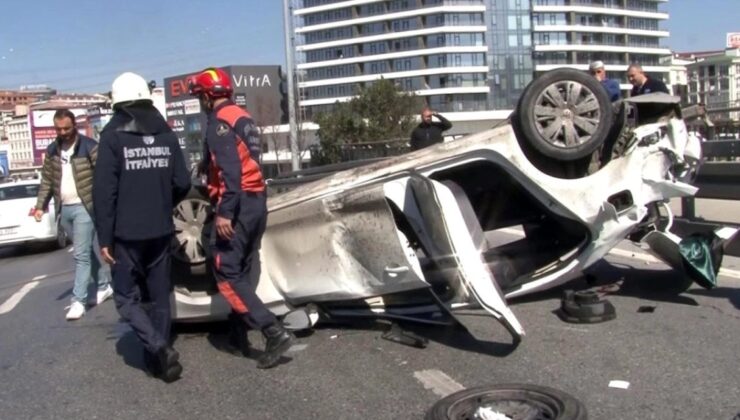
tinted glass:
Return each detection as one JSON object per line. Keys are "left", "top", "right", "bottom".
{"left": 0, "top": 184, "right": 39, "bottom": 201}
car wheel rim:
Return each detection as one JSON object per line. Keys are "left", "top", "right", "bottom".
{"left": 446, "top": 390, "right": 562, "bottom": 420}
{"left": 533, "top": 80, "right": 602, "bottom": 150}
{"left": 171, "top": 198, "right": 208, "bottom": 264}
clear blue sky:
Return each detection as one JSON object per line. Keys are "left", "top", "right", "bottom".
{"left": 0, "top": 0, "right": 737, "bottom": 93}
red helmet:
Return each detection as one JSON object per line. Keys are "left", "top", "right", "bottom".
{"left": 188, "top": 67, "right": 233, "bottom": 98}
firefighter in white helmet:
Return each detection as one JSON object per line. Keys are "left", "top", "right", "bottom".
{"left": 93, "top": 72, "right": 191, "bottom": 382}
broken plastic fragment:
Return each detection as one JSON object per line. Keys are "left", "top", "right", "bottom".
{"left": 608, "top": 380, "right": 630, "bottom": 389}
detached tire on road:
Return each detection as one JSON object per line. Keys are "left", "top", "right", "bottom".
{"left": 426, "top": 384, "right": 587, "bottom": 420}
{"left": 517, "top": 68, "right": 613, "bottom": 162}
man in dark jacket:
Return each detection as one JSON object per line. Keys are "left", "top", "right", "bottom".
{"left": 34, "top": 109, "right": 112, "bottom": 320}
{"left": 189, "top": 67, "right": 294, "bottom": 369}
{"left": 93, "top": 72, "right": 191, "bottom": 383}
{"left": 627, "top": 63, "right": 669, "bottom": 96}
{"left": 409, "top": 107, "right": 453, "bottom": 151}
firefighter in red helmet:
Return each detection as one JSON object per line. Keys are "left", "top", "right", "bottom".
{"left": 189, "top": 67, "right": 294, "bottom": 369}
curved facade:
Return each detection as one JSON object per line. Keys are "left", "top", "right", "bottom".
{"left": 532, "top": 0, "right": 671, "bottom": 90}
{"left": 291, "top": 0, "right": 670, "bottom": 119}
{"left": 294, "top": 0, "right": 492, "bottom": 119}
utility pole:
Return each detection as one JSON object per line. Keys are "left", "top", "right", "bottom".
{"left": 282, "top": 0, "right": 300, "bottom": 172}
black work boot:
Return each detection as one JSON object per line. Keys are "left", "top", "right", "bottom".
{"left": 257, "top": 323, "right": 294, "bottom": 369}
{"left": 227, "top": 313, "right": 251, "bottom": 357}
{"left": 143, "top": 349, "right": 161, "bottom": 377}
{"left": 154, "top": 346, "right": 183, "bottom": 383}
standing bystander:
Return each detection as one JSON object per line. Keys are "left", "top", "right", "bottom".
{"left": 409, "top": 107, "right": 453, "bottom": 151}
{"left": 589, "top": 61, "right": 622, "bottom": 102}
{"left": 627, "top": 63, "right": 669, "bottom": 96}
{"left": 34, "top": 109, "right": 112, "bottom": 321}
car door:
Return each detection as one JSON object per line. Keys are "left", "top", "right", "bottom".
{"left": 261, "top": 174, "right": 432, "bottom": 305}
{"left": 394, "top": 174, "right": 525, "bottom": 339}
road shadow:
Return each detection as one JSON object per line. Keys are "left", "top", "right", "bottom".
{"left": 114, "top": 329, "right": 147, "bottom": 372}
{"left": 687, "top": 287, "right": 740, "bottom": 310}
{"left": 506, "top": 260, "right": 700, "bottom": 307}
{"left": 55, "top": 288, "right": 72, "bottom": 302}
{"left": 315, "top": 318, "right": 518, "bottom": 358}
{"left": 586, "top": 260, "right": 700, "bottom": 306}
{"left": 173, "top": 321, "right": 294, "bottom": 368}
{"left": 0, "top": 243, "right": 61, "bottom": 259}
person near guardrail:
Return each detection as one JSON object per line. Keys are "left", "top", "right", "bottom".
{"left": 188, "top": 67, "right": 295, "bottom": 369}
{"left": 34, "top": 108, "right": 113, "bottom": 321}
{"left": 627, "top": 63, "right": 669, "bottom": 96}
{"left": 409, "top": 107, "right": 452, "bottom": 151}
{"left": 93, "top": 72, "right": 191, "bottom": 383}
{"left": 589, "top": 61, "right": 621, "bottom": 102}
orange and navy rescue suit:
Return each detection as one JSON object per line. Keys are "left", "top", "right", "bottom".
{"left": 204, "top": 101, "right": 276, "bottom": 330}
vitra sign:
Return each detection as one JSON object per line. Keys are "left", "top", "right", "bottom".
{"left": 164, "top": 65, "right": 282, "bottom": 104}
{"left": 163, "top": 65, "right": 286, "bottom": 165}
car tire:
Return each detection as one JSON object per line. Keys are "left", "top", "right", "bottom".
{"left": 517, "top": 68, "right": 613, "bottom": 162}
{"left": 171, "top": 187, "right": 210, "bottom": 277}
{"left": 55, "top": 220, "right": 68, "bottom": 249}
{"left": 426, "top": 384, "right": 587, "bottom": 420}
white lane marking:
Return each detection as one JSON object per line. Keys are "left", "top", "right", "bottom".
{"left": 496, "top": 228, "right": 740, "bottom": 280}
{"left": 608, "top": 380, "right": 630, "bottom": 390}
{"left": 414, "top": 369, "right": 465, "bottom": 397}
{"left": 67, "top": 247, "right": 74, "bottom": 253}
{"left": 0, "top": 281, "right": 39, "bottom": 315}
{"left": 32, "top": 274, "right": 48, "bottom": 281}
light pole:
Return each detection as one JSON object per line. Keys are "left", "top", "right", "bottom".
{"left": 282, "top": 0, "right": 300, "bottom": 172}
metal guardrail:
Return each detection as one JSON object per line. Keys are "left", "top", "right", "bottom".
{"left": 701, "top": 140, "right": 740, "bottom": 159}
{"left": 690, "top": 140, "right": 740, "bottom": 201}
{"left": 679, "top": 139, "right": 740, "bottom": 256}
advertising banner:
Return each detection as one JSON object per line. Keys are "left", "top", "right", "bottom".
{"left": 727, "top": 33, "right": 740, "bottom": 49}
{"left": 0, "top": 150, "right": 9, "bottom": 177}
{"left": 30, "top": 109, "right": 88, "bottom": 165}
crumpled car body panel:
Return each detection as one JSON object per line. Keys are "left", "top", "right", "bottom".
{"left": 173, "top": 114, "right": 703, "bottom": 342}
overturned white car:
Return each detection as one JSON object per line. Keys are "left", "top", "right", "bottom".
{"left": 169, "top": 69, "right": 718, "bottom": 341}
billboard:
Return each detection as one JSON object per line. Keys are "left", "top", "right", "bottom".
{"left": 0, "top": 150, "right": 8, "bottom": 177}
{"left": 30, "top": 109, "right": 88, "bottom": 165}
{"left": 163, "top": 65, "right": 286, "bottom": 168}
{"left": 87, "top": 106, "right": 114, "bottom": 141}
{"left": 727, "top": 33, "right": 740, "bottom": 49}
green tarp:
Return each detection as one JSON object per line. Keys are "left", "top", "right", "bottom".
{"left": 679, "top": 233, "right": 724, "bottom": 290}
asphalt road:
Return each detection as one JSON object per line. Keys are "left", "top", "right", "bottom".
{"left": 0, "top": 242, "right": 738, "bottom": 420}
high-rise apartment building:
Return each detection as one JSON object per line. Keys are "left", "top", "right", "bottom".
{"left": 532, "top": 0, "right": 670, "bottom": 89}
{"left": 289, "top": 0, "right": 670, "bottom": 121}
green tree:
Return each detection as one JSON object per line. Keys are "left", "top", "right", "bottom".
{"left": 314, "top": 78, "right": 422, "bottom": 164}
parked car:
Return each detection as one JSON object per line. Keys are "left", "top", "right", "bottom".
{"left": 169, "top": 69, "right": 726, "bottom": 342}
{"left": 0, "top": 179, "right": 66, "bottom": 249}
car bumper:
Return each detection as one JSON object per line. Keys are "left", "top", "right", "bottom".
{"left": 0, "top": 232, "right": 56, "bottom": 247}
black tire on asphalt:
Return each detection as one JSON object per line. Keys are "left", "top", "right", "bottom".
{"left": 517, "top": 68, "right": 613, "bottom": 162}
{"left": 426, "top": 384, "right": 587, "bottom": 420}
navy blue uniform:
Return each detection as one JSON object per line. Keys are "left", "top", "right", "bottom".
{"left": 204, "top": 101, "right": 276, "bottom": 331}
{"left": 630, "top": 77, "right": 669, "bottom": 96}
{"left": 93, "top": 104, "right": 191, "bottom": 354}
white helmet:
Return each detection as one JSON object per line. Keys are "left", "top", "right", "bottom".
{"left": 111, "top": 72, "right": 152, "bottom": 107}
